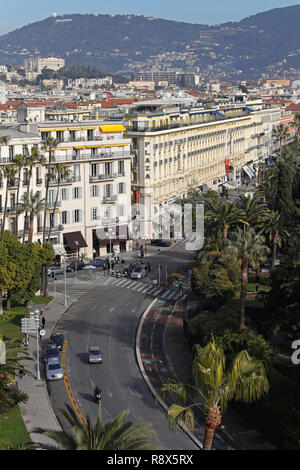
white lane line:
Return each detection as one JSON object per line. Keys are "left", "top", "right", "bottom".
{"left": 146, "top": 287, "right": 157, "bottom": 295}
{"left": 103, "top": 279, "right": 113, "bottom": 285}
{"left": 131, "top": 283, "right": 142, "bottom": 290}
{"left": 121, "top": 280, "right": 131, "bottom": 287}
{"left": 141, "top": 285, "right": 153, "bottom": 293}
{"left": 126, "top": 282, "right": 135, "bottom": 288}
{"left": 153, "top": 288, "right": 163, "bottom": 296}
{"left": 161, "top": 290, "right": 171, "bottom": 299}
{"left": 116, "top": 279, "right": 129, "bottom": 287}
{"left": 136, "top": 284, "right": 147, "bottom": 292}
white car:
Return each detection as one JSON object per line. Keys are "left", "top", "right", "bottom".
{"left": 131, "top": 266, "right": 147, "bottom": 279}
{"left": 46, "top": 358, "right": 63, "bottom": 381}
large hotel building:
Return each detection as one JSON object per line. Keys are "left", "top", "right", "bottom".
{"left": 0, "top": 111, "right": 132, "bottom": 259}
{"left": 125, "top": 101, "right": 280, "bottom": 238}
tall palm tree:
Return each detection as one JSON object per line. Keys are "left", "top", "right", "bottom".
{"left": 18, "top": 191, "right": 45, "bottom": 244}
{"left": 0, "top": 338, "right": 32, "bottom": 381}
{"left": 161, "top": 342, "right": 269, "bottom": 450}
{"left": 255, "top": 171, "right": 278, "bottom": 208}
{"left": 236, "top": 194, "right": 267, "bottom": 228}
{"left": 0, "top": 135, "right": 10, "bottom": 159}
{"left": 293, "top": 112, "right": 300, "bottom": 139}
{"left": 258, "top": 210, "right": 289, "bottom": 269}
{"left": 47, "top": 164, "right": 70, "bottom": 241}
{"left": 227, "top": 227, "right": 270, "bottom": 328}
{"left": 272, "top": 124, "right": 290, "bottom": 158}
{"left": 22, "top": 147, "right": 46, "bottom": 244}
{"left": 13, "top": 153, "right": 28, "bottom": 237}
{"left": 35, "top": 404, "right": 162, "bottom": 450}
{"left": 1, "top": 164, "right": 18, "bottom": 241}
{"left": 206, "top": 199, "right": 240, "bottom": 245}
{"left": 42, "top": 137, "right": 58, "bottom": 244}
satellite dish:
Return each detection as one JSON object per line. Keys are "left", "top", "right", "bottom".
{"left": 52, "top": 13, "right": 57, "bottom": 18}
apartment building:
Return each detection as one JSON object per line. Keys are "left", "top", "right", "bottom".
{"left": 0, "top": 120, "right": 132, "bottom": 259}
{"left": 125, "top": 102, "right": 280, "bottom": 238}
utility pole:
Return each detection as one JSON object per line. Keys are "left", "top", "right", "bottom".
{"left": 158, "top": 264, "right": 161, "bottom": 287}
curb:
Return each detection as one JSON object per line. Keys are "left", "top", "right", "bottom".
{"left": 135, "top": 297, "right": 203, "bottom": 450}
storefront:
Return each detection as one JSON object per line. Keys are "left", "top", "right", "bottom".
{"left": 63, "top": 231, "right": 88, "bottom": 259}
{"left": 92, "top": 226, "right": 129, "bottom": 257}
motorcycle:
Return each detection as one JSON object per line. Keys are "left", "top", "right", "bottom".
{"left": 94, "top": 388, "right": 103, "bottom": 403}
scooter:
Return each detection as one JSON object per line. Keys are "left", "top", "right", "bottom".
{"left": 94, "top": 388, "right": 103, "bottom": 404}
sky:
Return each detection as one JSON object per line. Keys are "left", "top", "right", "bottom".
{"left": 0, "top": 0, "right": 298, "bottom": 35}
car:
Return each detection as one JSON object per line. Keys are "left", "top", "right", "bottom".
{"left": 47, "top": 265, "right": 64, "bottom": 277}
{"left": 44, "top": 344, "right": 60, "bottom": 363}
{"left": 89, "top": 258, "right": 108, "bottom": 268}
{"left": 66, "top": 260, "right": 85, "bottom": 272}
{"left": 150, "top": 239, "right": 172, "bottom": 247}
{"left": 49, "top": 333, "right": 65, "bottom": 351}
{"left": 46, "top": 357, "right": 63, "bottom": 381}
{"left": 88, "top": 346, "right": 102, "bottom": 364}
{"left": 131, "top": 266, "right": 147, "bottom": 279}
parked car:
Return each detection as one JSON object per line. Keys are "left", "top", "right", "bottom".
{"left": 47, "top": 266, "right": 64, "bottom": 276}
{"left": 49, "top": 333, "right": 65, "bottom": 351}
{"left": 46, "top": 357, "right": 63, "bottom": 381}
{"left": 88, "top": 346, "right": 102, "bottom": 364}
{"left": 66, "top": 260, "right": 85, "bottom": 272}
{"left": 44, "top": 344, "right": 60, "bottom": 363}
{"left": 131, "top": 266, "right": 147, "bottom": 279}
{"left": 89, "top": 258, "right": 108, "bottom": 268}
{"left": 150, "top": 239, "right": 172, "bottom": 247}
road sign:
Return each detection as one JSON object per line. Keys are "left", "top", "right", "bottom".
{"left": 39, "top": 329, "right": 46, "bottom": 337}
{"left": 21, "top": 318, "right": 37, "bottom": 334}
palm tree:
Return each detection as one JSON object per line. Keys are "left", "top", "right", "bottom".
{"left": 0, "top": 338, "right": 32, "bottom": 381}
{"left": 18, "top": 191, "right": 45, "bottom": 244}
{"left": 35, "top": 404, "right": 162, "bottom": 450}
{"left": 47, "top": 164, "right": 70, "bottom": 241}
{"left": 258, "top": 210, "right": 289, "bottom": 269}
{"left": 161, "top": 341, "right": 269, "bottom": 450}
{"left": 42, "top": 137, "right": 58, "bottom": 244}
{"left": 206, "top": 199, "right": 240, "bottom": 245}
{"left": 236, "top": 194, "right": 267, "bottom": 228}
{"left": 13, "top": 153, "right": 28, "bottom": 237}
{"left": 1, "top": 164, "right": 18, "bottom": 241}
{"left": 272, "top": 124, "right": 290, "bottom": 158}
{"left": 22, "top": 147, "right": 46, "bottom": 244}
{"left": 0, "top": 135, "right": 10, "bottom": 159}
{"left": 227, "top": 227, "right": 270, "bottom": 328}
{"left": 255, "top": 171, "right": 278, "bottom": 208}
{"left": 293, "top": 112, "right": 300, "bottom": 139}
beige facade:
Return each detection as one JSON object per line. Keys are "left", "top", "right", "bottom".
{"left": 125, "top": 104, "right": 280, "bottom": 238}
{"left": 0, "top": 121, "right": 132, "bottom": 259}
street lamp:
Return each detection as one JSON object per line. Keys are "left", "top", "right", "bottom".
{"left": 33, "top": 310, "right": 41, "bottom": 381}
{"left": 107, "top": 228, "right": 115, "bottom": 274}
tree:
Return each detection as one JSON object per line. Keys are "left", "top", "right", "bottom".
{"left": 18, "top": 191, "right": 45, "bottom": 244}
{"left": 22, "top": 147, "right": 46, "bottom": 243}
{"left": 0, "top": 338, "right": 32, "bottom": 382}
{"left": 1, "top": 164, "right": 18, "bottom": 241}
{"left": 0, "top": 135, "right": 10, "bottom": 159}
{"left": 272, "top": 124, "right": 290, "bottom": 158}
{"left": 42, "top": 138, "right": 58, "bottom": 244}
{"left": 227, "top": 227, "right": 269, "bottom": 328}
{"left": 13, "top": 153, "right": 28, "bottom": 237}
{"left": 236, "top": 194, "right": 267, "bottom": 228}
{"left": 47, "top": 163, "right": 70, "bottom": 241}
{"left": 293, "top": 112, "right": 300, "bottom": 139}
{"left": 206, "top": 199, "right": 240, "bottom": 245}
{"left": 258, "top": 210, "right": 289, "bottom": 268}
{"left": 35, "top": 404, "right": 162, "bottom": 450}
{"left": 161, "top": 342, "right": 269, "bottom": 450}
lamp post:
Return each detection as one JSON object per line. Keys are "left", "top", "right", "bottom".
{"left": 33, "top": 310, "right": 41, "bottom": 380}
{"left": 107, "top": 228, "right": 115, "bottom": 274}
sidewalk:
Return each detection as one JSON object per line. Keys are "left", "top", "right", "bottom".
{"left": 16, "top": 293, "right": 72, "bottom": 446}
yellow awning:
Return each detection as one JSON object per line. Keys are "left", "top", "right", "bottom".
{"left": 99, "top": 125, "right": 126, "bottom": 133}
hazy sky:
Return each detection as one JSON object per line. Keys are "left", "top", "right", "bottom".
{"left": 0, "top": 1, "right": 298, "bottom": 35}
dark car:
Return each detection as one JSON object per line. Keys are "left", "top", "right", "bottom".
{"left": 49, "top": 333, "right": 65, "bottom": 351}
{"left": 150, "top": 239, "right": 172, "bottom": 247}
{"left": 66, "top": 260, "right": 85, "bottom": 272}
{"left": 44, "top": 344, "right": 60, "bottom": 363}
{"left": 89, "top": 258, "right": 108, "bottom": 268}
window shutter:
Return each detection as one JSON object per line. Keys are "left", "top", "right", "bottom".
{"left": 72, "top": 188, "right": 75, "bottom": 199}
{"left": 79, "top": 209, "right": 83, "bottom": 223}
{"left": 72, "top": 210, "right": 75, "bottom": 223}
{"left": 90, "top": 186, "right": 93, "bottom": 198}
{"left": 79, "top": 187, "right": 82, "bottom": 199}
{"left": 67, "top": 211, "right": 70, "bottom": 225}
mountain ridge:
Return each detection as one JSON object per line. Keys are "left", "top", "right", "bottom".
{"left": 0, "top": 5, "right": 299, "bottom": 79}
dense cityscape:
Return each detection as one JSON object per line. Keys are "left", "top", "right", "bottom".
{"left": 0, "top": 3, "right": 299, "bottom": 458}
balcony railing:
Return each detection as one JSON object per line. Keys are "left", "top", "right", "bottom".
{"left": 90, "top": 173, "right": 117, "bottom": 182}
{"left": 103, "top": 194, "right": 118, "bottom": 203}
{"left": 37, "top": 225, "right": 64, "bottom": 233}
{"left": 47, "top": 176, "right": 81, "bottom": 186}
{"left": 50, "top": 151, "right": 132, "bottom": 163}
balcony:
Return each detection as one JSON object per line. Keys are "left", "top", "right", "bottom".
{"left": 47, "top": 176, "right": 81, "bottom": 186}
{"left": 51, "top": 151, "right": 132, "bottom": 163}
{"left": 37, "top": 224, "right": 64, "bottom": 233}
{"left": 103, "top": 194, "right": 118, "bottom": 203}
{"left": 90, "top": 173, "right": 117, "bottom": 182}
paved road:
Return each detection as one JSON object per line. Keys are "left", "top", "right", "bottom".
{"left": 47, "top": 243, "right": 199, "bottom": 450}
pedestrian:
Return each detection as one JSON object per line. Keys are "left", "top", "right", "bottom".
{"left": 147, "top": 261, "right": 151, "bottom": 272}
{"left": 121, "top": 259, "right": 125, "bottom": 266}
{"left": 19, "top": 368, "right": 25, "bottom": 379}
{"left": 41, "top": 316, "right": 46, "bottom": 329}
{"left": 93, "top": 249, "right": 97, "bottom": 260}
{"left": 103, "top": 263, "right": 107, "bottom": 276}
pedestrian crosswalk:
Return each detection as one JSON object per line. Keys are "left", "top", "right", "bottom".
{"left": 101, "top": 276, "right": 184, "bottom": 301}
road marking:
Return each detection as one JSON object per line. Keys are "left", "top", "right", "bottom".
{"left": 131, "top": 283, "right": 142, "bottom": 290}
{"left": 135, "top": 284, "right": 147, "bottom": 292}
{"left": 115, "top": 279, "right": 129, "bottom": 287}
{"left": 140, "top": 285, "right": 153, "bottom": 293}
{"left": 153, "top": 288, "right": 163, "bottom": 296}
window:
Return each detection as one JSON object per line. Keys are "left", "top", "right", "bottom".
{"left": 90, "top": 163, "right": 98, "bottom": 177}
{"left": 118, "top": 182, "right": 125, "bottom": 194}
{"left": 90, "top": 185, "right": 99, "bottom": 198}
{"left": 87, "top": 129, "right": 94, "bottom": 141}
{"left": 117, "top": 204, "right": 126, "bottom": 217}
{"left": 61, "top": 211, "right": 69, "bottom": 225}
{"left": 72, "top": 187, "right": 82, "bottom": 199}
{"left": 104, "top": 162, "right": 112, "bottom": 176}
{"left": 69, "top": 130, "right": 76, "bottom": 141}
{"left": 73, "top": 164, "right": 80, "bottom": 182}
{"left": 9, "top": 146, "right": 14, "bottom": 161}
{"left": 22, "top": 145, "right": 28, "bottom": 156}
{"left": 61, "top": 188, "right": 69, "bottom": 200}
{"left": 91, "top": 208, "right": 99, "bottom": 221}
{"left": 73, "top": 209, "right": 82, "bottom": 223}
{"left": 118, "top": 160, "right": 124, "bottom": 176}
